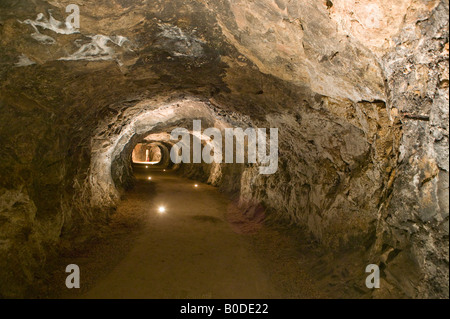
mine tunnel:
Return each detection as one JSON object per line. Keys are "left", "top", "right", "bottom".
{"left": 0, "top": 0, "right": 448, "bottom": 299}
{"left": 132, "top": 142, "right": 163, "bottom": 164}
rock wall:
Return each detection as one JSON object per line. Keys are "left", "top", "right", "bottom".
{"left": 373, "top": 1, "right": 449, "bottom": 298}
{"left": 0, "top": 0, "right": 448, "bottom": 298}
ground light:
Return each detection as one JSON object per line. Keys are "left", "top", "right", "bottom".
{"left": 158, "top": 206, "right": 166, "bottom": 214}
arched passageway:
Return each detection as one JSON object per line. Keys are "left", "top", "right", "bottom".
{"left": 132, "top": 143, "right": 162, "bottom": 164}
{"left": 0, "top": 0, "right": 448, "bottom": 299}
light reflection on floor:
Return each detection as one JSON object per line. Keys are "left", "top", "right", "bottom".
{"left": 132, "top": 161, "right": 160, "bottom": 165}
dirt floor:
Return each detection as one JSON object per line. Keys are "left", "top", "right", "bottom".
{"left": 36, "top": 165, "right": 373, "bottom": 299}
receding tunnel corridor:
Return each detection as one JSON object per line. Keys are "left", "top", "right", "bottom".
{"left": 0, "top": 0, "right": 448, "bottom": 301}
{"left": 42, "top": 162, "right": 361, "bottom": 299}
{"left": 72, "top": 165, "right": 322, "bottom": 299}
{"left": 132, "top": 143, "right": 162, "bottom": 164}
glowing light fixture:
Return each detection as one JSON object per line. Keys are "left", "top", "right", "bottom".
{"left": 146, "top": 166, "right": 148, "bottom": 168}
{"left": 148, "top": 177, "right": 152, "bottom": 180}
{"left": 195, "top": 184, "right": 198, "bottom": 188}
{"left": 158, "top": 206, "right": 166, "bottom": 214}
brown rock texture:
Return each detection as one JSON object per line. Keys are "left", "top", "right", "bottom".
{"left": 0, "top": 0, "right": 448, "bottom": 298}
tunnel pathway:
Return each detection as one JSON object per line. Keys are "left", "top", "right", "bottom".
{"left": 61, "top": 166, "right": 324, "bottom": 299}
{"left": 86, "top": 167, "right": 279, "bottom": 298}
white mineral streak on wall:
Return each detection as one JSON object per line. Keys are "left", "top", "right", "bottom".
{"left": 14, "top": 54, "right": 36, "bottom": 67}
{"left": 157, "top": 23, "right": 204, "bottom": 57}
{"left": 59, "top": 35, "right": 129, "bottom": 61}
{"left": 19, "top": 12, "right": 130, "bottom": 62}
{"left": 21, "top": 12, "right": 79, "bottom": 34}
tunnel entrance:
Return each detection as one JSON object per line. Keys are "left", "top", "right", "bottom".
{"left": 132, "top": 143, "right": 162, "bottom": 165}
